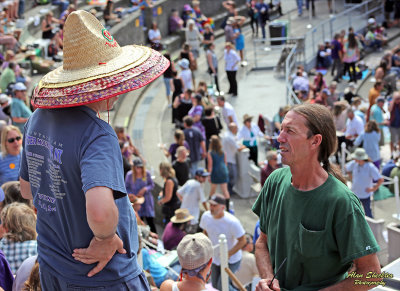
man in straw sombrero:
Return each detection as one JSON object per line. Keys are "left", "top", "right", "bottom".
{"left": 19, "top": 10, "right": 169, "bottom": 290}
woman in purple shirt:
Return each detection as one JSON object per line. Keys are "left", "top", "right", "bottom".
{"left": 161, "top": 129, "right": 190, "bottom": 163}
{"left": 125, "top": 158, "right": 156, "bottom": 233}
{"left": 188, "top": 94, "right": 205, "bottom": 138}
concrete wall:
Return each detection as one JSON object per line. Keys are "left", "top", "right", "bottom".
{"left": 110, "top": 10, "right": 146, "bottom": 46}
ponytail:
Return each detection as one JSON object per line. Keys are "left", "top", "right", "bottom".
{"left": 322, "top": 159, "right": 347, "bottom": 185}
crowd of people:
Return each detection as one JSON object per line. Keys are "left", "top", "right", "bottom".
{"left": 0, "top": 1, "right": 398, "bottom": 291}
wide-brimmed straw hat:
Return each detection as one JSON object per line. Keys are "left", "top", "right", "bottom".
{"left": 32, "top": 10, "right": 169, "bottom": 108}
{"left": 170, "top": 208, "right": 194, "bottom": 223}
{"left": 225, "top": 42, "right": 234, "bottom": 48}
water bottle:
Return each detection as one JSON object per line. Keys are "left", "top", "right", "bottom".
{"left": 229, "top": 201, "right": 235, "bottom": 215}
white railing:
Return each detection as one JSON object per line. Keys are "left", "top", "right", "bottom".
{"left": 340, "top": 142, "right": 400, "bottom": 220}
{"left": 285, "top": 44, "right": 302, "bottom": 105}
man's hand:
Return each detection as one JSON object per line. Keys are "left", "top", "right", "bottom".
{"left": 255, "top": 278, "right": 281, "bottom": 291}
{"left": 72, "top": 234, "right": 126, "bottom": 277}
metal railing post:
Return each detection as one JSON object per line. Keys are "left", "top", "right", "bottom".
{"left": 394, "top": 176, "right": 400, "bottom": 220}
{"left": 253, "top": 39, "right": 258, "bottom": 69}
{"left": 219, "top": 234, "right": 229, "bottom": 291}
{"left": 348, "top": 10, "right": 352, "bottom": 28}
{"left": 341, "top": 142, "right": 346, "bottom": 174}
{"left": 312, "top": 29, "right": 316, "bottom": 57}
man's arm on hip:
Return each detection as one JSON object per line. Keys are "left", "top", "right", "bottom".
{"left": 72, "top": 186, "right": 126, "bottom": 277}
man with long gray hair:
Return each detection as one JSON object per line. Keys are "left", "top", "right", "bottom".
{"left": 253, "top": 104, "right": 381, "bottom": 290}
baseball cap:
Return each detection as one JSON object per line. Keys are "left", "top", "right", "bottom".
{"left": 177, "top": 233, "right": 213, "bottom": 270}
{"left": 13, "top": 82, "right": 27, "bottom": 91}
{"left": 133, "top": 158, "right": 144, "bottom": 167}
{"left": 0, "top": 94, "right": 11, "bottom": 105}
{"left": 376, "top": 97, "right": 385, "bottom": 103}
{"left": 195, "top": 168, "right": 210, "bottom": 177}
{"left": 208, "top": 194, "right": 226, "bottom": 205}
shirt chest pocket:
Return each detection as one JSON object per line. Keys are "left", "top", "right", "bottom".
{"left": 297, "top": 223, "right": 327, "bottom": 259}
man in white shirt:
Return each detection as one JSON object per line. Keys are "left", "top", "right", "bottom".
{"left": 177, "top": 168, "right": 209, "bottom": 231}
{"left": 217, "top": 96, "right": 238, "bottom": 126}
{"left": 200, "top": 194, "right": 246, "bottom": 291}
{"left": 345, "top": 108, "right": 364, "bottom": 143}
{"left": 222, "top": 122, "right": 245, "bottom": 196}
{"left": 224, "top": 42, "right": 241, "bottom": 97}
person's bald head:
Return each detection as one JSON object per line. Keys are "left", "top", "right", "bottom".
{"left": 228, "top": 122, "right": 238, "bottom": 134}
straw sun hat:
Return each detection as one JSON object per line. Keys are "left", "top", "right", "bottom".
{"left": 32, "top": 10, "right": 169, "bottom": 108}
{"left": 170, "top": 208, "right": 194, "bottom": 224}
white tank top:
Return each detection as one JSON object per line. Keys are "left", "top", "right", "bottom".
{"left": 172, "top": 282, "right": 208, "bottom": 291}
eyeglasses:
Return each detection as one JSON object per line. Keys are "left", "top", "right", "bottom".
{"left": 7, "top": 136, "right": 21, "bottom": 143}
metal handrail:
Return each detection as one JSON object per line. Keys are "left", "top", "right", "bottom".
{"left": 285, "top": 44, "right": 302, "bottom": 105}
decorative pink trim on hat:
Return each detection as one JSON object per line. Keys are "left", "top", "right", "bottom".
{"left": 32, "top": 53, "right": 169, "bottom": 108}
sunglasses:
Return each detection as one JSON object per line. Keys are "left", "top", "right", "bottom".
{"left": 7, "top": 136, "right": 21, "bottom": 143}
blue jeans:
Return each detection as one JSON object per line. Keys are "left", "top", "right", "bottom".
{"left": 297, "top": 0, "right": 303, "bottom": 15}
{"left": 18, "top": 0, "right": 25, "bottom": 17}
{"left": 360, "top": 197, "right": 373, "bottom": 218}
{"left": 40, "top": 269, "right": 151, "bottom": 291}
{"left": 211, "top": 260, "right": 241, "bottom": 291}
{"left": 227, "top": 162, "right": 237, "bottom": 196}
{"left": 190, "top": 160, "right": 201, "bottom": 178}
{"left": 258, "top": 19, "right": 266, "bottom": 39}
{"left": 52, "top": 0, "right": 69, "bottom": 12}
{"left": 164, "top": 77, "right": 172, "bottom": 98}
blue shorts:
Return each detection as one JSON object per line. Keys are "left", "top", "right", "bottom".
{"left": 40, "top": 268, "right": 151, "bottom": 291}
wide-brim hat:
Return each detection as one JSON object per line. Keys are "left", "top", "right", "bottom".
{"left": 243, "top": 113, "right": 253, "bottom": 122}
{"left": 32, "top": 10, "right": 169, "bottom": 109}
{"left": 178, "top": 58, "right": 190, "bottom": 69}
{"left": 170, "top": 208, "right": 194, "bottom": 223}
{"left": 351, "top": 148, "right": 369, "bottom": 161}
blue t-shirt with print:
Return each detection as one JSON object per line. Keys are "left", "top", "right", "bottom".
{"left": 19, "top": 106, "right": 141, "bottom": 286}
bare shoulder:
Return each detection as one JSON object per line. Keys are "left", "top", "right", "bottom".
{"left": 160, "top": 279, "right": 174, "bottom": 291}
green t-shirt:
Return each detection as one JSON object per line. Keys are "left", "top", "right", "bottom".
{"left": 252, "top": 167, "right": 379, "bottom": 291}
{"left": 0, "top": 68, "right": 16, "bottom": 93}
